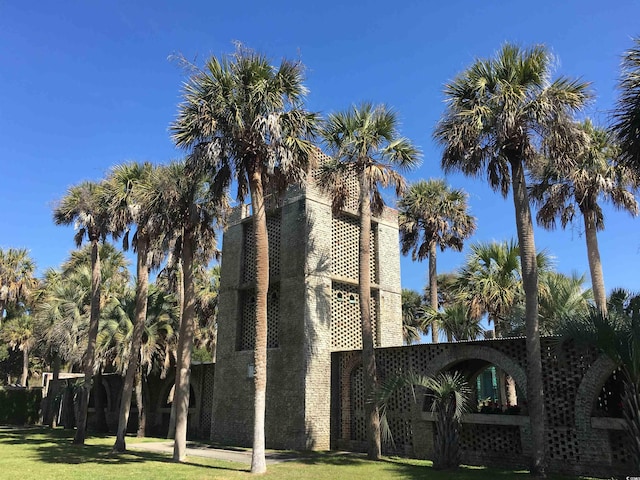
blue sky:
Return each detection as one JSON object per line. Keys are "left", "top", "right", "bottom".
{"left": 1, "top": 1, "right": 639, "bottom": 296}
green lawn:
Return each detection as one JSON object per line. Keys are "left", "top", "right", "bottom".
{"left": 0, "top": 427, "right": 602, "bottom": 480}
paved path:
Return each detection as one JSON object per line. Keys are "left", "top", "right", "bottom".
{"left": 129, "top": 441, "right": 300, "bottom": 465}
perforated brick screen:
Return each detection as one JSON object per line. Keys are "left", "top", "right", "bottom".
{"left": 331, "top": 213, "right": 377, "bottom": 283}
{"left": 460, "top": 423, "right": 522, "bottom": 453}
{"left": 238, "top": 287, "right": 279, "bottom": 350}
{"left": 331, "top": 282, "right": 378, "bottom": 350}
{"left": 335, "top": 339, "right": 628, "bottom": 475}
{"left": 242, "top": 214, "right": 281, "bottom": 284}
{"left": 200, "top": 364, "right": 215, "bottom": 439}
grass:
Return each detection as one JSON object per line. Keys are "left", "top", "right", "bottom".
{"left": 0, "top": 427, "right": 604, "bottom": 480}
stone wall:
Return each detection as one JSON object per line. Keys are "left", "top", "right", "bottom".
{"left": 332, "top": 337, "right": 634, "bottom": 477}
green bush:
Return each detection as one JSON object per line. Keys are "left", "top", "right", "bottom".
{"left": 0, "top": 387, "right": 41, "bottom": 424}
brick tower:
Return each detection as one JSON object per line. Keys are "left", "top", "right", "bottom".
{"left": 210, "top": 163, "right": 403, "bottom": 450}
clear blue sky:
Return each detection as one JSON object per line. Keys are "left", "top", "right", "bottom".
{"left": 1, "top": 1, "right": 639, "bottom": 296}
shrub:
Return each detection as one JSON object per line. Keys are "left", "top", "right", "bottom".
{"left": 0, "top": 387, "right": 41, "bottom": 424}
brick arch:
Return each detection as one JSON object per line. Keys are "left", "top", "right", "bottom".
{"left": 340, "top": 353, "right": 363, "bottom": 442}
{"left": 425, "top": 345, "right": 528, "bottom": 400}
{"left": 574, "top": 354, "right": 617, "bottom": 431}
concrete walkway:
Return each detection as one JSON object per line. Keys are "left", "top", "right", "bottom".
{"left": 129, "top": 441, "right": 300, "bottom": 465}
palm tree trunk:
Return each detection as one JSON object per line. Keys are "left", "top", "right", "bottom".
{"left": 21, "top": 345, "right": 29, "bottom": 387}
{"left": 113, "top": 235, "right": 150, "bottom": 452}
{"left": 249, "top": 169, "right": 269, "bottom": 474}
{"left": 47, "top": 351, "right": 61, "bottom": 427}
{"left": 168, "top": 256, "right": 184, "bottom": 440}
{"left": 358, "top": 170, "right": 381, "bottom": 461}
{"left": 429, "top": 242, "right": 440, "bottom": 343}
{"left": 583, "top": 208, "right": 608, "bottom": 315}
{"left": 173, "top": 230, "right": 197, "bottom": 462}
{"left": 137, "top": 371, "right": 146, "bottom": 437}
{"left": 74, "top": 237, "right": 101, "bottom": 445}
{"left": 510, "top": 158, "right": 546, "bottom": 476}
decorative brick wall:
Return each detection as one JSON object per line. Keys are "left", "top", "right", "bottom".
{"left": 332, "top": 338, "right": 631, "bottom": 477}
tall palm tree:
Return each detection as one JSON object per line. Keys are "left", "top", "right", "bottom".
{"left": 398, "top": 179, "right": 476, "bottom": 342}
{"left": 531, "top": 120, "right": 638, "bottom": 314}
{"left": 318, "top": 102, "right": 420, "bottom": 460}
{"left": 0, "top": 248, "right": 37, "bottom": 328}
{"left": 138, "top": 161, "right": 224, "bottom": 463}
{"left": 434, "top": 44, "right": 590, "bottom": 475}
{"left": 171, "top": 46, "right": 318, "bottom": 473}
{"left": 104, "top": 161, "right": 170, "bottom": 453}
{"left": 613, "top": 37, "right": 640, "bottom": 172}
{"left": 53, "top": 181, "right": 113, "bottom": 444}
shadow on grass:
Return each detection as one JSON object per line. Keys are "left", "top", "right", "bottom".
{"left": 292, "top": 452, "right": 540, "bottom": 480}
{"left": 189, "top": 441, "right": 250, "bottom": 453}
{"left": 0, "top": 427, "right": 247, "bottom": 474}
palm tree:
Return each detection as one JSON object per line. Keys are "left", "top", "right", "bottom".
{"left": 434, "top": 44, "right": 590, "bottom": 475}
{"left": 36, "top": 267, "right": 90, "bottom": 375}
{"left": 171, "top": 46, "right": 318, "bottom": 473}
{"left": 401, "top": 289, "right": 427, "bottom": 345}
{"left": 53, "top": 181, "right": 113, "bottom": 444}
{"left": 455, "top": 240, "right": 552, "bottom": 338}
{"left": 613, "top": 37, "right": 640, "bottom": 171}
{"left": 557, "top": 293, "right": 640, "bottom": 472}
{"left": 104, "top": 161, "right": 170, "bottom": 453}
{"left": 538, "top": 271, "right": 593, "bottom": 334}
{"left": 318, "top": 102, "right": 420, "bottom": 460}
{"left": 35, "top": 244, "right": 129, "bottom": 428}
{"left": 0, "top": 248, "right": 37, "bottom": 328}
{"left": 398, "top": 180, "right": 476, "bottom": 342}
{"left": 425, "top": 302, "right": 484, "bottom": 342}
{"left": 2, "top": 314, "right": 35, "bottom": 386}
{"left": 378, "top": 371, "right": 471, "bottom": 470}
{"left": 138, "top": 161, "right": 224, "bottom": 463}
{"left": 504, "top": 271, "right": 593, "bottom": 336}
{"left": 531, "top": 119, "right": 638, "bottom": 314}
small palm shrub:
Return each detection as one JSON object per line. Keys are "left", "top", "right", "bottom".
{"left": 378, "top": 370, "right": 471, "bottom": 470}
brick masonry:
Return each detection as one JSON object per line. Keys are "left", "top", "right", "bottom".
{"left": 333, "top": 338, "right": 634, "bottom": 477}
{"left": 210, "top": 166, "right": 403, "bottom": 450}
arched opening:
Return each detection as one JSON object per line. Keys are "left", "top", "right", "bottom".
{"left": 435, "top": 359, "right": 523, "bottom": 413}
{"left": 592, "top": 366, "right": 624, "bottom": 418}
